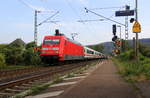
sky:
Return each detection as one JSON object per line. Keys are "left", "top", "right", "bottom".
{"left": 0, "top": 0, "right": 149, "bottom": 45}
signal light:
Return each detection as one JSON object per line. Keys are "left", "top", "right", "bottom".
{"left": 113, "top": 49, "right": 120, "bottom": 54}
{"left": 115, "top": 40, "right": 121, "bottom": 47}
{"left": 126, "top": 5, "right": 130, "bottom": 10}
{"left": 130, "top": 18, "right": 135, "bottom": 23}
{"left": 112, "top": 36, "right": 118, "bottom": 41}
{"left": 115, "top": 49, "right": 120, "bottom": 54}
{"left": 112, "top": 24, "right": 116, "bottom": 35}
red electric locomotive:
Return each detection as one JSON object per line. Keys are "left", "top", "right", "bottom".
{"left": 41, "top": 30, "right": 84, "bottom": 63}
{"left": 41, "top": 29, "right": 106, "bottom": 64}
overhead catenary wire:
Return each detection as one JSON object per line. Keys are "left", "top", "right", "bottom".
{"left": 108, "top": 6, "right": 124, "bottom": 19}
{"left": 18, "top": 0, "right": 56, "bottom": 13}
{"left": 64, "top": 0, "right": 84, "bottom": 24}
{"left": 83, "top": 5, "right": 127, "bottom": 24}
{"left": 18, "top": 0, "right": 60, "bottom": 46}
{"left": 64, "top": 0, "right": 92, "bottom": 30}
{"left": 79, "top": 6, "right": 126, "bottom": 44}
{"left": 78, "top": 19, "right": 105, "bottom": 23}
{"left": 64, "top": 0, "right": 99, "bottom": 42}
{"left": 17, "top": 0, "right": 35, "bottom": 10}
{"left": 79, "top": 5, "right": 125, "bottom": 23}
{"left": 85, "top": 8, "right": 125, "bottom": 26}
{"left": 89, "top": 6, "right": 125, "bottom": 10}
{"left": 37, "top": 11, "right": 59, "bottom": 26}
{"left": 77, "top": 1, "right": 123, "bottom": 44}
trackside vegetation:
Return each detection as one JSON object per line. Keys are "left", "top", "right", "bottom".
{"left": 0, "top": 39, "right": 42, "bottom": 69}
{"left": 0, "top": 53, "right": 5, "bottom": 66}
{"left": 113, "top": 45, "right": 150, "bottom": 82}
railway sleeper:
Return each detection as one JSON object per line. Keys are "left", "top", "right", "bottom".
{"left": 13, "top": 86, "right": 28, "bottom": 90}
{"left": 32, "top": 79, "right": 49, "bottom": 85}
{"left": 0, "top": 92, "right": 13, "bottom": 98}
{"left": 18, "top": 86, "right": 31, "bottom": 90}
{"left": 21, "top": 84, "right": 32, "bottom": 87}
{"left": 5, "top": 88, "right": 22, "bottom": 93}
{"left": 34, "top": 78, "right": 49, "bottom": 83}
{"left": 28, "top": 81, "right": 34, "bottom": 84}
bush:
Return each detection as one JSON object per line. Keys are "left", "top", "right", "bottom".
{"left": 118, "top": 50, "right": 135, "bottom": 61}
{"left": 26, "top": 42, "right": 36, "bottom": 49}
{"left": 24, "top": 42, "right": 42, "bottom": 65}
{"left": 0, "top": 41, "right": 42, "bottom": 66}
{"left": 5, "top": 47, "right": 24, "bottom": 65}
{"left": 114, "top": 52, "right": 150, "bottom": 81}
{"left": 139, "top": 44, "right": 150, "bottom": 57}
{"left": 23, "top": 48, "right": 42, "bottom": 65}
{"left": 122, "top": 62, "right": 145, "bottom": 76}
{"left": 0, "top": 53, "right": 5, "bottom": 66}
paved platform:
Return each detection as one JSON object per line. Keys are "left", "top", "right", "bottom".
{"left": 57, "top": 60, "right": 140, "bottom": 98}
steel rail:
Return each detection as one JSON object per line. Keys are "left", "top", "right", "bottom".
{"left": 0, "top": 62, "right": 86, "bottom": 91}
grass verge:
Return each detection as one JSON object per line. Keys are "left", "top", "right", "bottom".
{"left": 112, "top": 57, "right": 150, "bottom": 82}
{"left": 0, "top": 65, "right": 35, "bottom": 70}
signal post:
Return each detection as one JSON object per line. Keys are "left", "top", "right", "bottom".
{"left": 135, "top": 0, "right": 139, "bottom": 61}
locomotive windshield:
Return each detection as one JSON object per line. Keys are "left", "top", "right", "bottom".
{"left": 44, "top": 39, "right": 60, "bottom": 45}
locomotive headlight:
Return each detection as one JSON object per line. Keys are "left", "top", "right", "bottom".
{"left": 52, "top": 47, "right": 59, "bottom": 50}
{"left": 55, "top": 51, "right": 59, "bottom": 53}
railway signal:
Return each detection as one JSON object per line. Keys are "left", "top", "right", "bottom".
{"left": 115, "top": 49, "right": 120, "bottom": 54}
{"left": 112, "top": 36, "right": 118, "bottom": 42}
{"left": 115, "top": 40, "right": 121, "bottom": 47}
{"left": 115, "top": 5, "right": 135, "bottom": 40}
{"left": 112, "top": 49, "right": 120, "bottom": 55}
{"left": 130, "top": 18, "right": 135, "bottom": 23}
{"left": 112, "top": 24, "right": 117, "bottom": 35}
{"left": 112, "top": 37, "right": 122, "bottom": 55}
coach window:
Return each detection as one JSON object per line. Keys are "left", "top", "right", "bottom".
{"left": 84, "top": 49, "right": 86, "bottom": 53}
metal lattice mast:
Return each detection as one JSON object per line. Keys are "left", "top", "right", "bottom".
{"left": 125, "top": 16, "right": 129, "bottom": 40}
{"left": 34, "top": 10, "right": 38, "bottom": 46}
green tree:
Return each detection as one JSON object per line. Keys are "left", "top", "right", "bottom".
{"left": 139, "top": 44, "right": 150, "bottom": 57}
{"left": 96, "top": 44, "right": 104, "bottom": 52}
{"left": 0, "top": 53, "right": 5, "bottom": 66}
{"left": 23, "top": 48, "right": 42, "bottom": 65}
{"left": 0, "top": 41, "right": 42, "bottom": 66}
{"left": 88, "top": 44, "right": 104, "bottom": 52}
{"left": 5, "top": 47, "right": 24, "bottom": 65}
{"left": 26, "top": 42, "right": 36, "bottom": 49}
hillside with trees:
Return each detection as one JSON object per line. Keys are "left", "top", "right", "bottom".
{"left": 88, "top": 38, "right": 150, "bottom": 55}
{"left": 0, "top": 39, "right": 42, "bottom": 67}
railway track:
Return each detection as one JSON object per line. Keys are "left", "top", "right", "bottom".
{"left": 0, "top": 67, "right": 51, "bottom": 82}
{"left": 0, "top": 61, "right": 96, "bottom": 98}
